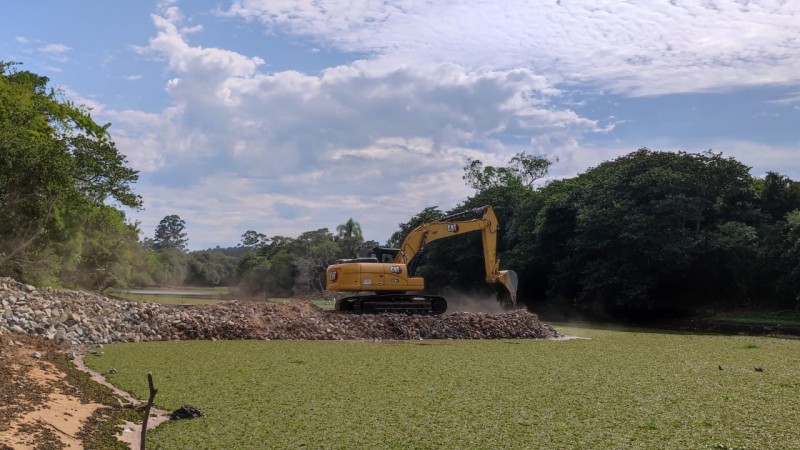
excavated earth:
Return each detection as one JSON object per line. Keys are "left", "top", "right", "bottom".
{"left": 0, "top": 277, "right": 560, "bottom": 344}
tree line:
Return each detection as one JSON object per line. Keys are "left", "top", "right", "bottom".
{"left": 3, "top": 62, "right": 800, "bottom": 315}
{"left": 126, "top": 214, "right": 378, "bottom": 298}
{"left": 429, "top": 150, "right": 800, "bottom": 315}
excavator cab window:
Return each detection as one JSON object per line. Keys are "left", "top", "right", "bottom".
{"left": 369, "top": 247, "right": 399, "bottom": 263}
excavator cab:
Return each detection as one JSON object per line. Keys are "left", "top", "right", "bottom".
{"left": 368, "top": 247, "right": 399, "bottom": 263}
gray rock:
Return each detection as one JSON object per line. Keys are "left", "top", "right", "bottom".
{"left": 0, "top": 277, "right": 560, "bottom": 345}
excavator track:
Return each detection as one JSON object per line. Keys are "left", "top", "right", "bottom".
{"left": 335, "top": 294, "right": 447, "bottom": 315}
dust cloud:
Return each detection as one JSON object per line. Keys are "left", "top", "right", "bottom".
{"left": 444, "top": 291, "right": 509, "bottom": 314}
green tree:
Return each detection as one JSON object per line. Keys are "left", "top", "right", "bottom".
{"left": 153, "top": 215, "right": 188, "bottom": 251}
{"left": 291, "top": 228, "right": 338, "bottom": 295}
{"left": 704, "top": 221, "right": 759, "bottom": 306}
{"left": 236, "top": 235, "right": 297, "bottom": 297}
{"left": 782, "top": 211, "right": 800, "bottom": 311}
{"left": 336, "top": 218, "right": 364, "bottom": 258}
{"left": 755, "top": 172, "right": 800, "bottom": 221}
{"left": 185, "top": 250, "right": 237, "bottom": 286}
{"left": 58, "top": 206, "right": 145, "bottom": 291}
{"left": 549, "top": 149, "right": 757, "bottom": 310}
{"left": 0, "top": 62, "right": 141, "bottom": 285}
{"left": 239, "top": 230, "right": 269, "bottom": 250}
{"left": 149, "top": 249, "right": 188, "bottom": 285}
{"left": 463, "top": 152, "right": 553, "bottom": 191}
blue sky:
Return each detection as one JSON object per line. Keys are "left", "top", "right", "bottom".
{"left": 3, "top": 0, "right": 799, "bottom": 249}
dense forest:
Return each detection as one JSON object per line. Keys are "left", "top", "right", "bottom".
{"left": 3, "top": 63, "right": 800, "bottom": 317}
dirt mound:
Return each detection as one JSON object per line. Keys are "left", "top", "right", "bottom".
{"left": 2, "top": 277, "right": 559, "bottom": 343}
{"left": 178, "top": 300, "right": 561, "bottom": 340}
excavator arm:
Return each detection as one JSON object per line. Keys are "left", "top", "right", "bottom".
{"left": 394, "top": 206, "right": 518, "bottom": 306}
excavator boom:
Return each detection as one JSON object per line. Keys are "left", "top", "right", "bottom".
{"left": 326, "top": 205, "right": 518, "bottom": 314}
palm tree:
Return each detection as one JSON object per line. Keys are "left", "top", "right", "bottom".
{"left": 336, "top": 218, "right": 363, "bottom": 258}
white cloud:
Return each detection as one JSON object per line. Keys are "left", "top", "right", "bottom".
{"left": 769, "top": 92, "right": 800, "bottom": 106}
{"left": 709, "top": 139, "right": 800, "bottom": 180}
{"left": 68, "top": 1, "right": 794, "bottom": 249}
{"left": 222, "top": 0, "right": 800, "bottom": 96}
{"left": 62, "top": 87, "right": 167, "bottom": 172}
{"left": 37, "top": 42, "right": 72, "bottom": 62}
{"left": 125, "top": 75, "right": 143, "bottom": 81}
{"left": 105, "top": 4, "right": 614, "bottom": 248}
{"left": 134, "top": 7, "right": 601, "bottom": 174}
{"left": 38, "top": 43, "right": 71, "bottom": 54}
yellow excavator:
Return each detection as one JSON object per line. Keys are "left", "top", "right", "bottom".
{"left": 326, "top": 205, "right": 518, "bottom": 314}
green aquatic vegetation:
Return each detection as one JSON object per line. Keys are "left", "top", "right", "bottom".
{"left": 85, "top": 325, "right": 800, "bottom": 449}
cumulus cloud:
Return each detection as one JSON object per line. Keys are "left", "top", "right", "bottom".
{"left": 84, "top": 0, "right": 797, "bottom": 249}
{"left": 222, "top": 0, "right": 800, "bottom": 96}
{"left": 109, "top": 3, "right": 612, "bottom": 247}
{"left": 138, "top": 17, "right": 595, "bottom": 176}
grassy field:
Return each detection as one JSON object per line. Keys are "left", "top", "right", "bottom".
{"left": 84, "top": 325, "right": 800, "bottom": 449}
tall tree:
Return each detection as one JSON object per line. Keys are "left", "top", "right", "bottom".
{"left": 336, "top": 218, "right": 364, "bottom": 258}
{"left": 153, "top": 215, "right": 188, "bottom": 251}
{"left": 239, "top": 230, "right": 269, "bottom": 250}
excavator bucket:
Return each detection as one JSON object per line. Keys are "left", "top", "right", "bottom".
{"left": 493, "top": 270, "right": 518, "bottom": 308}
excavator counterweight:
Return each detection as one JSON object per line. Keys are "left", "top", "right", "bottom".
{"left": 326, "top": 206, "right": 519, "bottom": 314}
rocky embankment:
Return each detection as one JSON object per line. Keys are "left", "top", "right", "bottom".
{"left": 0, "top": 278, "right": 560, "bottom": 345}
